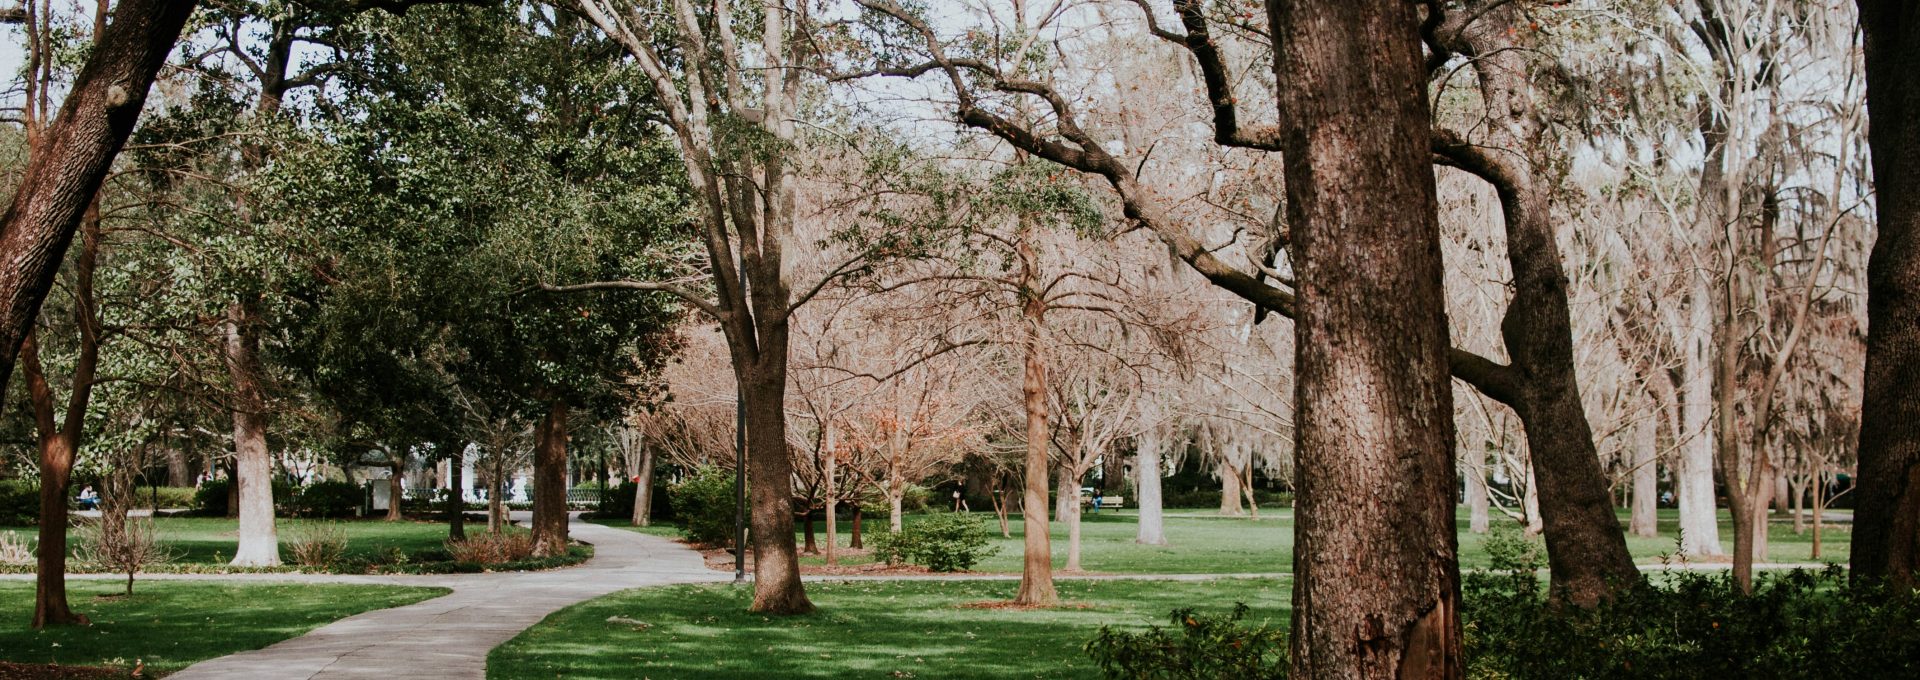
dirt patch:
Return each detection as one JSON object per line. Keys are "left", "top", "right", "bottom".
{"left": 956, "top": 600, "right": 1096, "bottom": 611}
{"left": 0, "top": 662, "right": 136, "bottom": 679}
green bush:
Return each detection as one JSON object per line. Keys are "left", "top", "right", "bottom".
{"left": 0, "top": 479, "right": 38, "bottom": 526}
{"left": 1463, "top": 565, "right": 1920, "bottom": 679}
{"left": 1085, "top": 603, "right": 1287, "bottom": 679}
{"left": 668, "top": 466, "right": 737, "bottom": 546}
{"left": 191, "top": 478, "right": 292, "bottom": 516}
{"left": 139, "top": 486, "right": 198, "bottom": 509}
{"left": 296, "top": 481, "right": 364, "bottom": 518}
{"left": 595, "top": 479, "right": 671, "bottom": 523}
{"left": 872, "top": 512, "right": 998, "bottom": 572}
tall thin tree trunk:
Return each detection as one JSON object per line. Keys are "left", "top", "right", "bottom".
{"left": 823, "top": 427, "right": 837, "bottom": 565}
{"left": 850, "top": 505, "right": 863, "bottom": 550}
{"left": 31, "top": 435, "right": 81, "bottom": 627}
{"left": 1271, "top": 2, "right": 1462, "bottom": 675}
{"left": 531, "top": 400, "right": 569, "bottom": 557}
{"left": 385, "top": 461, "right": 403, "bottom": 522}
{"left": 1135, "top": 429, "right": 1167, "bottom": 546}
{"left": 1851, "top": 0, "right": 1920, "bottom": 588}
{"left": 1064, "top": 465, "right": 1084, "bottom": 572}
{"left": 1013, "top": 274, "right": 1057, "bottom": 606}
{"left": 888, "top": 474, "right": 905, "bottom": 532}
{"left": 1466, "top": 447, "right": 1491, "bottom": 535}
{"left": 225, "top": 300, "right": 280, "bottom": 566}
{"left": 1631, "top": 420, "right": 1660, "bottom": 538}
{"left": 632, "top": 439, "right": 653, "bottom": 526}
{"left": 447, "top": 443, "right": 465, "bottom": 541}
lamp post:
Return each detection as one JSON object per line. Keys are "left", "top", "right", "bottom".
{"left": 734, "top": 390, "right": 747, "bottom": 584}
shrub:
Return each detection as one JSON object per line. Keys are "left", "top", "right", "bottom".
{"left": 1463, "top": 564, "right": 1920, "bottom": 679}
{"left": 191, "top": 478, "right": 294, "bottom": 516}
{"left": 669, "top": 466, "right": 737, "bottom": 546}
{"left": 872, "top": 512, "right": 998, "bottom": 572}
{"left": 0, "top": 532, "right": 32, "bottom": 565}
{"left": 1085, "top": 603, "right": 1287, "bottom": 680}
{"left": 286, "top": 521, "right": 350, "bottom": 567}
{"left": 446, "top": 529, "right": 536, "bottom": 564}
{"left": 127, "top": 486, "right": 196, "bottom": 510}
{"left": 70, "top": 516, "right": 175, "bottom": 594}
{"left": 297, "top": 480, "right": 364, "bottom": 518}
{"left": 0, "top": 479, "right": 36, "bottom": 526}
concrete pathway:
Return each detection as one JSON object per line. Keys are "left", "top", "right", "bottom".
{"left": 164, "top": 515, "right": 722, "bottom": 680}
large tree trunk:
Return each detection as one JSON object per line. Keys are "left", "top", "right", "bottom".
{"left": 385, "top": 461, "right": 404, "bottom": 522}
{"left": 1676, "top": 319, "right": 1726, "bottom": 557}
{"left": 32, "top": 435, "right": 82, "bottom": 628}
{"left": 165, "top": 449, "right": 192, "bottom": 487}
{"left": 1630, "top": 420, "right": 1660, "bottom": 538}
{"left": 531, "top": 400, "right": 569, "bottom": 557}
{"left": 1851, "top": 0, "right": 1920, "bottom": 591}
{"left": 1434, "top": 1, "right": 1640, "bottom": 606}
{"left": 0, "top": 0, "right": 195, "bottom": 395}
{"left": 1135, "top": 428, "right": 1167, "bottom": 546}
{"left": 740, "top": 363, "right": 811, "bottom": 614}
{"left": 1271, "top": 2, "right": 1461, "bottom": 676}
{"left": 23, "top": 206, "right": 103, "bottom": 627}
{"left": 225, "top": 300, "right": 280, "bottom": 566}
{"left": 1013, "top": 280, "right": 1057, "bottom": 606}
{"left": 447, "top": 443, "right": 466, "bottom": 541}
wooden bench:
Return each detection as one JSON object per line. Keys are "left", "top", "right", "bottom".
{"left": 1080, "top": 495, "right": 1126, "bottom": 508}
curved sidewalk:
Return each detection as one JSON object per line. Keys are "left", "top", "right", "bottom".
{"left": 167, "top": 517, "right": 721, "bottom": 680}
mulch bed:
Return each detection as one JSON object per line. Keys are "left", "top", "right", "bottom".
{"left": 0, "top": 662, "right": 137, "bottom": 680}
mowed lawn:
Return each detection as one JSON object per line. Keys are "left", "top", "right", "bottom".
{"left": 488, "top": 578, "right": 1290, "bottom": 680}
{"left": 1, "top": 517, "right": 458, "bottom": 571}
{"left": 0, "top": 580, "right": 447, "bottom": 675}
{"left": 603, "top": 506, "right": 1852, "bottom": 574}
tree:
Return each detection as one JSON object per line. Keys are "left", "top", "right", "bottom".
{"left": 1851, "top": 0, "right": 1920, "bottom": 590}
{"left": 568, "top": 0, "right": 827, "bottom": 614}
{"left": 1267, "top": 3, "right": 1462, "bottom": 674}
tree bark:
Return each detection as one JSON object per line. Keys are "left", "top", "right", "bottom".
{"left": 446, "top": 443, "right": 465, "bottom": 541}
{"left": 850, "top": 505, "right": 863, "bottom": 550}
{"left": 1851, "top": 0, "right": 1920, "bottom": 591}
{"left": 0, "top": 0, "right": 195, "bottom": 396}
{"left": 1432, "top": 1, "right": 1640, "bottom": 605}
{"left": 1271, "top": 1, "right": 1461, "bottom": 676}
{"left": 1013, "top": 274, "right": 1058, "bottom": 605}
{"left": 531, "top": 400, "right": 569, "bottom": 557}
{"left": 632, "top": 439, "right": 653, "bottom": 527}
{"left": 1465, "top": 446, "right": 1490, "bottom": 535}
{"left": 1217, "top": 457, "right": 1243, "bottom": 516}
{"left": 23, "top": 201, "right": 102, "bottom": 627}
{"left": 385, "top": 460, "right": 404, "bottom": 522}
{"left": 823, "top": 427, "right": 837, "bottom": 565}
{"left": 1630, "top": 420, "right": 1660, "bottom": 538}
{"left": 1135, "top": 428, "right": 1167, "bottom": 546}
{"left": 1063, "top": 466, "right": 1083, "bottom": 572}
{"left": 740, "top": 364, "right": 810, "bottom": 613}
{"left": 166, "top": 449, "right": 191, "bottom": 487}
{"left": 224, "top": 300, "right": 280, "bottom": 566}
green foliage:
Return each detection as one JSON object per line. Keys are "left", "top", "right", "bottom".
{"left": 1085, "top": 603, "right": 1289, "bottom": 680}
{"left": 668, "top": 466, "right": 737, "bottom": 546}
{"left": 295, "top": 481, "right": 365, "bottom": 519}
{"left": 872, "top": 512, "right": 998, "bottom": 572}
{"left": 1481, "top": 524, "right": 1545, "bottom": 573}
{"left": 1463, "top": 566, "right": 1920, "bottom": 679}
{"left": 190, "top": 478, "right": 293, "bottom": 517}
{"left": 0, "top": 479, "right": 36, "bottom": 526}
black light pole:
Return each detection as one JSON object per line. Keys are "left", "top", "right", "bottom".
{"left": 734, "top": 390, "right": 747, "bottom": 584}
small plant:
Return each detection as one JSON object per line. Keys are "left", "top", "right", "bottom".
{"left": 1085, "top": 603, "right": 1287, "bottom": 679}
{"left": 71, "top": 516, "right": 174, "bottom": 595}
{"left": 669, "top": 466, "right": 737, "bottom": 546}
{"left": 0, "top": 479, "right": 40, "bottom": 526}
{"left": 446, "top": 528, "right": 536, "bottom": 564}
{"left": 286, "top": 521, "right": 350, "bottom": 568}
{"left": 1482, "top": 523, "right": 1544, "bottom": 573}
{"left": 872, "top": 513, "right": 998, "bottom": 572}
{"left": 0, "top": 531, "right": 33, "bottom": 565}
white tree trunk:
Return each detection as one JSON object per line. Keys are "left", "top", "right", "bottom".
{"left": 1676, "top": 293, "right": 1726, "bottom": 556}
{"left": 1135, "top": 430, "right": 1167, "bottom": 545}
{"left": 888, "top": 476, "right": 904, "bottom": 533}
{"left": 1465, "top": 448, "right": 1490, "bottom": 534}
{"left": 1217, "top": 459, "right": 1243, "bottom": 516}
{"left": 1522, "top": 463, "right": 1544, "bottom": 535}
{"left": 823, "top": 425, "right": 838, "bottom": 565}
{"left": 1630, "top": 419, "right": 1660, "bottom": 537}
{"left": 225, "top": 304, "right": 279, "bottom": 567}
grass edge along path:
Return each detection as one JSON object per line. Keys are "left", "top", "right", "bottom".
{"left": 0, "top": 580, "right": 449, "bottom": 676}
{"left": 488, "top": 578, "right": 1290, "bottom": 680}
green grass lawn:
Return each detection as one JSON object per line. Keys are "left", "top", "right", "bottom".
{"left": 1, "top": 517, "right": 482, "bottom": 573}
{"left": 488, "top": 578, "right": 1289, "bottom": 680}
{"left": 0, "top": 580, "right": 448, "bottom": 676}
{"left": 603, "top": 506, "right": 1852, "bottom": 574}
